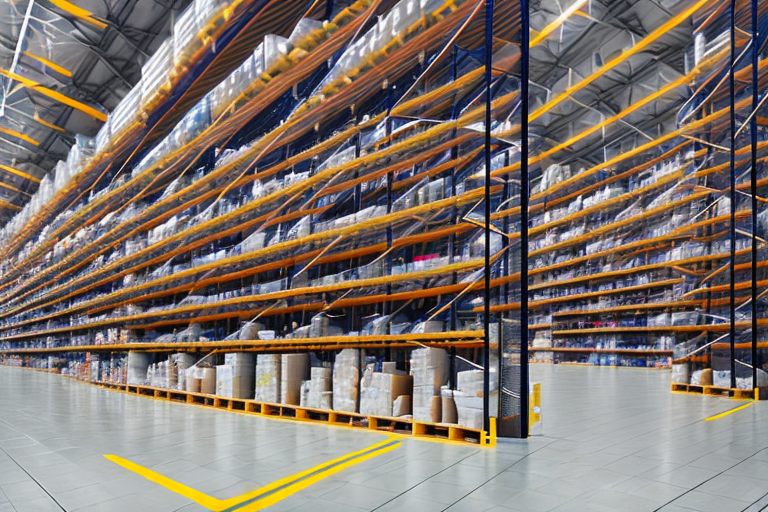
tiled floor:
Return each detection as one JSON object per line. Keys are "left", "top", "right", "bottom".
{"left": 0, "top": 365, "right": 766, "bottom": 512}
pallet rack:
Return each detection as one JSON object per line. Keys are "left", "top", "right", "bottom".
{"left": 0, "top": 0, "right": 531, "bottom": 440}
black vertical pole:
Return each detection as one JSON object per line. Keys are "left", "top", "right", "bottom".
{"left": 751, "top": 0, "right": 758, "bottom": 391}
{"left": 449, "top": 46, "right": 459, "bottom": 390}
{"left": 729, "top": 0, "right": 737, "bottom": 389}
{"left": 483, "top": 0, "right": 494, "bottom": 435}
{"left": 520, "top": 0, "right": 530, "bottom": 438}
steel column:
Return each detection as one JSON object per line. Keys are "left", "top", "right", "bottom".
{"left": 520, "top": 0, "right": 530, "bottom": 439}
{"left": 729, "top": 0, "right": 737, "bottom": 389}
{"left": 482, "top": 0, "right": 494, "bottom": 435}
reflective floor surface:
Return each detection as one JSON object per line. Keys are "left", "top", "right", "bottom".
{"left": 0, "top": 365, "right": 766, "bottom": 512}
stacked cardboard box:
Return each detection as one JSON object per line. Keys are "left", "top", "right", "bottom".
{"left": 216, "top": 353, "right": 256, "bottom": 399}
{"left": 410, "top": 348, "right": 448, "bottom": 423}
{"left": 453, "top": 369, "right": 499, "bottom": 430}
{"left": 127, "top": 351, "right": 151, "bottom": 385}
{"left": 360, "top": 364, "right": 413, "bottom": 417}
{"left": 280, "top": 354, "right": 309, "bottom": 405}
{"left": 333, "top": 349, "right": 360, "bottom": 412}
{"left": 301, "top": 366, "right": 332, "bottom": 409}
{"left": 255, "top": 354, "right": 281, "bottom": 403}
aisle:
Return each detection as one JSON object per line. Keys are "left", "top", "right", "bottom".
{"left": 0, "top": 366, "right": 765, "bottom": 512}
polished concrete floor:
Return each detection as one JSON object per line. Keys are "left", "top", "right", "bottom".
{"left": 0, "top": 365, "right": 766, "bottom": 512}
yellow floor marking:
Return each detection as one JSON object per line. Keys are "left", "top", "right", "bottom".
{"left": 106, "top": 437, "right": 400, "bottom": 511}
{"left": 704, "top": 402, "right": 754, "bottom": 421}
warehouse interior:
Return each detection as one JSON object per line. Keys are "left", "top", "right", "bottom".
{"left": 0, "top": 0, "right": 767, "bottom": 510}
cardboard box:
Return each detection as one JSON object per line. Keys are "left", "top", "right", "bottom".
{"left": 186, "top": 375, "right": 201, "bottom": 393}
{"left": 302, "top": 366, "right": 332, "bottom": 409}
{"left": 392, "top": 395, "right": 411, "bottom": 417}
{"left": 333, "top": 349, "right": 360, "bottom": 412}
{"left": 360, "top": 372, "right": 413, "bottom": 417}
{"left": 200, "top": 367, "right": 216, "bottom": 394}
{"left": 442, "top": 396, "right": 458, "bottom": 424}
{"left": 224, "top": 353, "right": 255, "bottom": 366}
{"left": 216, "top": 364, "right": 256, "bottom": 399}
{"left": 281, "top": 354, "right": 309, "bottom": 405}
{"left": 255, "top": 355, "right": 281, "bottom": 403}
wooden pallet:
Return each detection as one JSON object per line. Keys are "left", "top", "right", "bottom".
{"left": 36, "top": 372, "right": 489, "bottom": 446}
{"left": 671, "top": 382, "right": 756, "bottom": 400}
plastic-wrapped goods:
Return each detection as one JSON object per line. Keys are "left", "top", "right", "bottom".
{"left": 411, "top": 320, "right": 444, "bottom": 334}
{"left": 238, "top": 322, "right": 264, "bottom": 340}
{"left": 301, "top": 366, "right": 332, "bottom": 409}
{"left": 111, "top": 82, "right": 143, "bottom": 141}
{"left": 177, "top": 323, "right": 202, "bottom": 343}
{"left": 127, "top": 352, "right": 151, "bottom": 385}
{"left": 173, "top": 353, "right": 196, "bottom": 390}
{"left": 255, "top": 355, "right": 281, "bottom": 403}
{"left": 453, "top": 390, "right": 483, "bottom": 430}
{"left": 453, "top": 368, "right": 499, "bottom": 430}
{"left": 89, "top": 354, "right": 100, "bottom": 382}
{"left": 185, "top": 366, "right": 202, "bottom": 393}
{"left": 671, "top": 364, "right": 689, "bottom": 384}
{"left": 713, "top": 370, "right": 731, "bottom": 388}
{"left": 210, "top": 53, "right": 257, "bottom": 120}
{"left": 54, "top": 161, "right": 69, "bottom": 191}
{"left": 241, "top": 231, "right": 266, "bottom": 254}
{"left": 200, "top": 367, "right": 217, "bottom": 394}
{"left": 310, "top": 314, "right": 330, "bottom": 338}
{"left": 410, "top": 348, "right": 448, "bottom": 423}
{"left": 333, "top": 349, "right": 360, "bottom": 413}
{"left": 142, "top": 38, "right": 173, "bottom": 105}
{"left": 736, "top": 369, "right": 768, "bottom": 390}
{"left": 216, "top": 363, "right": 256, "bottom": 399}
{"left": 224, "top": 353, "right": 255, "bottom": 366}
{"left": 360, "top": 368, "right": 412, "bottom": 417}
{"left": 362, "top": 315, "right": 390, "bottom": 336}
{"left": 95, "top": 118, "right": 112, "bottom": 155}
{"left": 281, "top": 354, "right": 309, "bottom": 405}
{"left": 168, "top": 96, "right": 211, "bottom": 150}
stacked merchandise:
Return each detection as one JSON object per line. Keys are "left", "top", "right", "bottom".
{"left": 0, "top": 0, "right": 537, "bottom": 439}
{"left": 127, "top": 352, "right": 151, "bottom": 385}
{"left": 453, "top": 369, "right": 498, "bottom": 430}
{"left": 664, "top": 2, "right": 768, "bottom": 389}
{"left": 280, "top": 354, "right": 310, "bottom": 405}
{"left": 217, "top": 353, "right": 256, "bottom": 399}
{"left": 360, "top": 362, "right": 412, "bottom": 417}
{"left": 332, "top": 349, "right": 360, "bottom": 413}
{"left": 0, "top": 0, "right": 268, "bottom": 258}
{"left": 300, "top": 366, "right": 332, "bottom": 410}
{"left": 515, "top": 0, "right": 766, "bottom": 369}
{"left": 255, "top": 355, "right": 281, "bottom": 403}
{"left": 410, "top": 348, "right": 448, "bottom": 423}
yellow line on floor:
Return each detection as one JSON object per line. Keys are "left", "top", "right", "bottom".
{"left": 704, "top": 402, "right": 754, "bottom": 421}
{"left": 105, "top": 436, "right": 401, "bottom": 511}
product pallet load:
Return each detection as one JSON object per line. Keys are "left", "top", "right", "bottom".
{"left": 516, "top": 0, "right": 768, "bottom": 377}
{"left": 0, "top": 0, "right": 524, "bottom": 437}
{"left": 11, "top": 366, "right": 489, "bottom": 445}
{"left": 0, "top": 0, "right": 310, "bottom": 271}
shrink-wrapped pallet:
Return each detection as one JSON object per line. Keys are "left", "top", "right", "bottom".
{"left": 255, "top": 355, "right": 281, "bottom": 403}
{"left": 410, "top": 348, "right": 448, "bottom": 422}
{"left": 333, "top": 349, "right": 360, "bottom": 412}
{"left": 281, "top": 354, "right": 309, "bottom": 405}
{"left": 127, "top": 352, "right": 151, "bottom": 385}
{"left": 360, "top": 368, "right": 412, "bottom": 417}
{"left": 216, "top": 363, "right": 255, "bottom": 399}
{"left": 301, "top": 366, "right": 332, "bottom": 409}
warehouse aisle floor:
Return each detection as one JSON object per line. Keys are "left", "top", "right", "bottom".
{"left": 0, "top": 366, "right": 766, "bottom": 512}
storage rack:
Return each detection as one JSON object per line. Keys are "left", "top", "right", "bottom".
{"left": 2, "top": 0, "right": 767, "bottom": 448}
{"left": 0, "top": 0, "right": 529, "bottom": 443}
